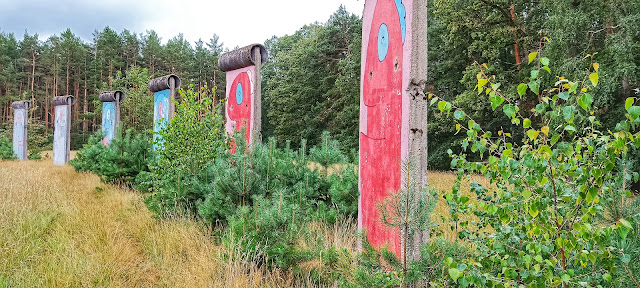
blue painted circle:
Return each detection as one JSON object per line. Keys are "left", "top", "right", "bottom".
{"left": 378, "top": 23, "right": 389, "bottom": 62}
{"left": 236, "top": 83, "right": 244, "bottom": 105}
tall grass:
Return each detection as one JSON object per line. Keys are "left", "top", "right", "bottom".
{"left": 0, "top": 159, "right": 476, "bottom": 287}
{"left": 0, "top": 160, "right": 303, "bottom": 287}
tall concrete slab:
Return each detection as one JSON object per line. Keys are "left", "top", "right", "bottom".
{"left": 149, "top": 74, "right": 181, "bottom": 151}
{"left": 359, "top": 0, "right": 429, "bottom": 261}
{"left": 11, "top": 101, "right": 32, "bottom": 160}
{"left": 52, "top": 96, "right": 76, "bottom": 166}
{"left": 219, "top": 44, "right": 267, "bottom": 152}
{"left": 99, "top": 91, "right": 125, "bottom": 146}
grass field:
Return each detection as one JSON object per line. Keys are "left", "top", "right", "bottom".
{"left": 0, "top": 158, "right": 480, "bottom": 287}
{"left": 0, "top": 159, "right": 309, "bottom": 287}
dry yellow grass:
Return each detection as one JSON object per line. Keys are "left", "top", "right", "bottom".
{"left": 428, "top": 171, "right": 492, "bottom": 242}
{"left": 38, "top": 150, "right": 77, "bottom": 161}
{"left": 0, "top": 157, "right": 478, "bottom": 287}
{"left": 0, "top": 159, "right": 301, "bottom": 287}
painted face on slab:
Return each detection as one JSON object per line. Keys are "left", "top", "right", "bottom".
{"left": 56, "top": 109, "right": 66, "bottom": 127}
{"left": 15, "top": 110, "right": 25, "bottom": 133}
{"left": 102, "top": 102, "right": 117, "bottom": 145}
{"left": 360, "top": 0, "right": 407, "bottom": 257}
{"left": 227, "top": 71, "right": 252, "bottom": 145}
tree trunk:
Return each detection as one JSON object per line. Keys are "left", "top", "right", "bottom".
{"left": 31, "top": 51, "right": 36, "bottom": 120}
{"left": 66, "top": 58, "right": 70, "bottom": 95}
{"left": 510, "top": 4, "right": 522, "bottom": 71}
{"left": 45, "top": 82, "right": 49, "bottom": 136}
{"left": 83, "top": 68, "right": 88, "bottom": 132}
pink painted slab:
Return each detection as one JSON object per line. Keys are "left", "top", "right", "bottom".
{"left": 225, "top": 66, "right": 256, "bottom": 153}
{"left": 359, "top": 0, "right": 413, "bottom": 258}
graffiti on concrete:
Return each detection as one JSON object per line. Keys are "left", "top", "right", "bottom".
{"left": 219, "top": 44, "right": 267, "bottom": 153}
{"left": 153, "top": 89, "right": 170, "bottom": 150}
{"left": 13, "top": 109, "right": 26, "bottom": 159}
{"left": 102, "top": 102, "right": 116, "bottom": 145}
{"left": 149, "top": 75, "right": 180, "bottom": 151}
{"left": 99, "top": 91, "right": 124, "bottom": 146}
{"left": 225, "top": 68, "right": 254, "bottom": 153}
{"left": 359, "top": 0, "right": 409, "bottom": 257}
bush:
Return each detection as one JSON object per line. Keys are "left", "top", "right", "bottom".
{"left": 0, "top": 135, "right": 15, "bottom": 160}
{"left": 70, "top": 129, "right": 151, "bottom": 186}
{"left": 140, "top": 86, "right": 360, "bottom": 282}
{"left": 141, "top": 86, "right": 227, "bottom": 215}
{"left": 195, "top": 135, "right": 358, "bottom": 271}
{"left": 432, "top": 50, "right": 640, "bottom": 286}
{"left": 142, "top": 94, "right": 359, "bottom": 272}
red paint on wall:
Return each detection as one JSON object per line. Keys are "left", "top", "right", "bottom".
{"left": 227, "top": 72, "right": 252, "bottom": 153}
{"left": 360, "top": 0, "right": 404, "bottom": 257}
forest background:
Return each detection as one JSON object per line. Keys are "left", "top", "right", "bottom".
{"left": 0, "top": 1, "right": 638, "bottom": 169}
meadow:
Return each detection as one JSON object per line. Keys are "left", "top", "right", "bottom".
{"left": 0, "top": 157, "right": 480, "bottom": 287}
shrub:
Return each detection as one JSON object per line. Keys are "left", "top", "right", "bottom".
{"left": 0, "top": 135, "right": 15, "bottom": 160}
{"left": 431, "top": 49, "right": 640, "bottom": 286}
{"left": 195, "top": 136, "right": 358, "bottom": 271}
{"left": 142, "top": 86, "right": 227, "bottom": 215}
{"left": 70, "top": 129, "right": 151, "bottom": 186}
{"left": 140, "top": 85, "right": 359, "bottom": 279}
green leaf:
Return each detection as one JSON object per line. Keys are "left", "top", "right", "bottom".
{"left": 622, "top": 254, "right": 631, "bottom": 264}
{"left": 448, "top": 268, "right": 461, "bottom": 283}
{"left": 625, "top": 97, "right": 635, "bottom": 111}
{"left": 528, "top": 81, "right": 540, "bottom": 94}
{"left": 438, "top": 101, "right": 448, "bottom": 113}
{"left": 528, "top": 52, "right": 538, "bottom": 64}
{"left": 578, "top": 93, "right": 593, "bottom": 111}
{"left": 430, "top": 97, "right": 438, "bottom": 106}
{"left": 530, "top": 70, "right": 539, "bottom": 79}
{"left": 454, "top": 110, "right": 465, "bottom": 120}
{"left": 540, "top": 145, "right": 552, "bottom": 158}
{"left": 541, "top": 57, "right": 550, "bottom": 66}
{"left": 527, "top": 130, "right": 540, "bottom": 141}
{"left": 477, "top": 79, "right": 488, "bottom": 94}
{"left": 629, "top": 106, "right": 640, "bottom": 121}
{"left": 603, "top": 273, "right": 612, "bottom": 282}
{"left": 490, "top": 94, "right": 505, "bottom": 111}
{"left": 529, "top": 205, "right": 539, "bottom": 218}
{"left": 565, "top": 125, "right": 576, "bottom": 133}
{"left": 563, "top": 106, "right": 575, "bottom": 122}
{"left": 518, "top": 83, "right": 528, "bottom": 96}
{"left": 558, "top": 92, "right": 569, "bottom": 101}
{"left": 503, "top": 104, "right": 516, "bottom": 118}
{"left": 542, "top": 66, "right": 551, "bottom": 73}
{"left": 523, "top": 118, "right": 531, "bottom": 129}
{"left": 620, "top": 218, "right": 632, "bottom": 229}
{"left": 589, "top": 73, "right": 599, "bottom": 86}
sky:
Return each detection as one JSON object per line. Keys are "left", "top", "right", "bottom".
{"left": 0, "top": 0, "right": 364, "bottom": 49}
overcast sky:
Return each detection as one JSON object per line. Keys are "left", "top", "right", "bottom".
{"left": 0, "top": 0, "right": 364, "bottom": 49}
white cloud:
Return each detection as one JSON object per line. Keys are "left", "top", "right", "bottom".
{"left": 141, "top": 0, "right": 364, "bottom": 48}
{"left": 0, "top": 0, "right": 364, "bottom": 48}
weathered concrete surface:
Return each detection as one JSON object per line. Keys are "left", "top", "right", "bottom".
{"left": 11, "top": 101, "right": 32, "bottom": 160}
{"left": 358, "top": 0, "right": 428, "bottom": 262}
{"left": 150, "top": 75, "right": 180, "bottom": 151}
{"left": 218, "top": 44, "right": 267, "bottom": 72}
{"left": 99, "top": 91, "right": 125, "bottom": 103}
{"left": 52, "top": 96, "right": 76, "bottom": 166}
{"left": 149, "top": 74, "right": 181, "bottom": 93}
{"left": 221, "top": 45, "right": 267, "bottom": 152}
{"left": 99, "top": 91, "right": 125, "bottom": 146}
